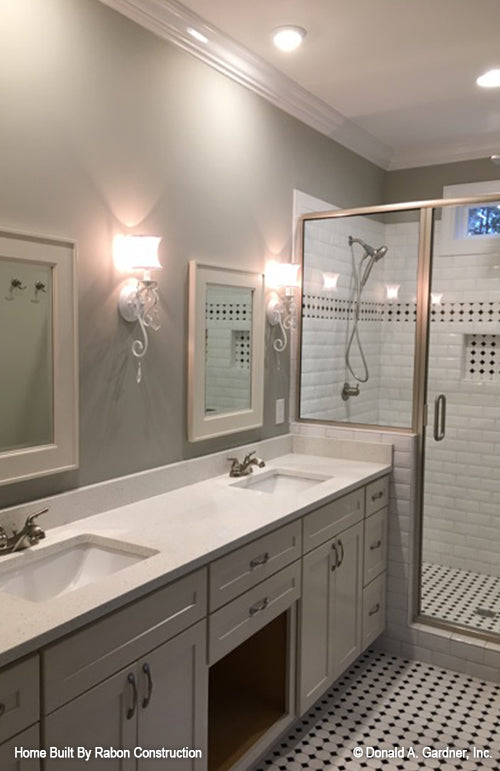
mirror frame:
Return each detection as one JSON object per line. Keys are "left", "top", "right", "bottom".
{"left": 187, "top": 261, "right": 264, "bottom": 442}
{"left": 0, "top": 229, "right": 78, "bottom": 486}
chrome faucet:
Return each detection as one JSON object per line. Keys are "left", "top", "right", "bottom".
{"left": 0, "top": 508, "right": 48, "bottom": 555}
{"left": 228, "top": 451, "right": 266, "bottom": 477}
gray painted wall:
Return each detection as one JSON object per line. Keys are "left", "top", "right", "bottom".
{"left": 0, "top": 0, "right": 385, "bottom": 507}
{"left": 385, "top": 158, "right": 500, "bottom": 203}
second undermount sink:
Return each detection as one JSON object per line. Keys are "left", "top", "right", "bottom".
{"left": 0, "top": 534, "right": 158, "bottom": 603}
{"left": 231, "top": 468, "right": 332, "bottom": 495}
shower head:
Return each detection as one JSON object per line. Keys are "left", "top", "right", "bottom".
{"left": 374, "top": 245, "right": 388, "bottom": 261}
{"left": 348, "top": 236, "right": 388, "bottom": 287}
{"left": 348, "top": 236, "right": 387, "bottom": 261}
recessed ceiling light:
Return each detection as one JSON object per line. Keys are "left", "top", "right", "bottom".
{"left": 476, "top": 69, "right": 500, "bottom": 88}
{"left": 272, "top": 26, "right": 306, "bottom": 52}
{"left": 187, "top": 27, "right": 208, "bottom": 44}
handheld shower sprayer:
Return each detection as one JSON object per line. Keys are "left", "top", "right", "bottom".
{"left": 342, "top": 235, "right": 388, "bottom": 400}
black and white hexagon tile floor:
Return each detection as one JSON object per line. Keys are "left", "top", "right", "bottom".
{"left": 253, "top": 651, "right": 500, "bottom": 771}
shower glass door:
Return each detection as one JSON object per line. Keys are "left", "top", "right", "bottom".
{"left": 420, "top": 201, "right": 500, "bottom": 636}
{"left": 299, "top": 209, "right": 420, "bottom": 428}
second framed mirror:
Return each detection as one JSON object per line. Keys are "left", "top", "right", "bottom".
{"left": 187, "top": 262, "right": 264, "bottom": 442}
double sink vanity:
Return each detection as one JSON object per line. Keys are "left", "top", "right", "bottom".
{"left": 0, "top": 443, "right": 390, "bottom": 771}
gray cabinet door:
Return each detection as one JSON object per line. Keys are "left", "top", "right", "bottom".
{"left": 0, "top": 725, "right": 40, "bottom": 771}
{"left": 299, "top": 539, "right": 334, "bottom": 713}
{"left": 332, "top": 521, "right": 363, "bottom": 679}
{"left": 44, "top": 666, "right": 136, "bottom": 770}
{"left": 299, "top": 521, "right": 364, "bottom": 713}
{"left": 137, "top": 621, "right": 207, "bottom": 771}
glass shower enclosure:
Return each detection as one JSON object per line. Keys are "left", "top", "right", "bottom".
{"left": 297, "top": 193, "right": 500, "bottom": 641}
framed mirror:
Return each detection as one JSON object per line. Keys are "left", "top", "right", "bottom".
{"left": 0, "top": 229, "right": 78, "bottom": 485}
{"left": 187, "top": 262, "right": 264, "bottom": 442}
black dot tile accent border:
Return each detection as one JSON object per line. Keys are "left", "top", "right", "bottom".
{"left": 302, "top": 294, "right": 500, "bottom": 325}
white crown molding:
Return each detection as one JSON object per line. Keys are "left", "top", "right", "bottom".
{"left": 97, "top": 0, "right": 499, "bottom": 172}
{"left": 389, "top": 135, "right": 500, "bottom": 171}
{"left": 97, "top": 0, "right": 393, "bottom": 169}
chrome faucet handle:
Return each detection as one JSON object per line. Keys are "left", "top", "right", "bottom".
{"left": 243, "top": 451, "right": 256, "bottom": 464}
{"left": 25, "top": 507, "right": 49, "bottom": 526}
{"left": 227, "top": 457, "right": 242, "bottom": 476}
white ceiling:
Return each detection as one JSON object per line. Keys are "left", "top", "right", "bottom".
{"left": 101, "top": 0, "right": 500, "bottom": 170}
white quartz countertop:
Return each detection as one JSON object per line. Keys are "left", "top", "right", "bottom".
{"left": 0, "top": 453, "right": 390, "bottom": 667}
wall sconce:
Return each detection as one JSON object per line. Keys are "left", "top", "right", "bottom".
{"left": 115, "top": 235, "right": 162, "bottom": 383}
{"left": 266, "top": 261, "right": 301, "bottom": 353}
{"left": 386, "top": 284, "right": 400, "bottom": 300}
{"left": 431, "top": 292, "right": 443, "bottom": 305}
{"left": 323, "top": 272, "right": 339, "bottom": 290}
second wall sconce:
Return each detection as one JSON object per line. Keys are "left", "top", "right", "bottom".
{"left": 266, "top": 261, "right": 301, "bottom": 353}
{"left": 114, "top": 235, "right": 162, "bottom": 383}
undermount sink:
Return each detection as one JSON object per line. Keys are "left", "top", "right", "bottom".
{"left": 0, "top": 534, "right": 157, "bottom": 603}
{"left": 231, "top": 468, "right": 332, "bottom": 495}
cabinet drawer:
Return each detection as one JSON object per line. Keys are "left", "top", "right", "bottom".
{"left": 302, "top": 488, "right": 364, "bottom": 553}
{"left": 209, "top": 521, "right": 301, "bottom": 611}
{"left": 42, "top": 568, "right": 207, "bottom": 714}
{"left": 0, "top": 655, "right": 39, "bottom": 744}
{"left": 362, "top": 572, "right": 386, "bottom": 650}
{"left": 0, "top": 724, "right": 40, "bottom": 770}
{"left": 363, "top": 507, "right": 388, "bottom": 586}
{"left": 365, "top": 476, "right": 389, "bottom": 517}
{"left": 208, "top": 561, "right": 301, "bottom": 665}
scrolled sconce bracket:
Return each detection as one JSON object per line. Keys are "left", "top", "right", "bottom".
{"left": 267, "top": 293, "right": 288, "bottom": 353}
{"left": 119, "top": 282, "right": 145, "bottom": 323}
{"left": 119, "top": 280, "right": 160, "bottom": 383}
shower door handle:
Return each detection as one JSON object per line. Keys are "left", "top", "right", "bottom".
{"left": 433, "top": 394, "right": 446, "bottom": 442}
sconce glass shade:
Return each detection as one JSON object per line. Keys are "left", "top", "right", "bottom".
{"left": 114, "top": 235, "right": 162, "bottom": 272}
{"left": 265, "top": 260, "right": 300, "bottom": 290}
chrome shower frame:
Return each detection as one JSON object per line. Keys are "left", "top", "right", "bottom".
{"left": 296, "top": 192, "right": 500, "bottom": 644}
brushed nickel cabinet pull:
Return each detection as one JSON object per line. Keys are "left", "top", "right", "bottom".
{"left": 370, "top": 540, "right": 382, "bottom": 551}
{"left": 331, "top": 541, "right": 338, "bottom": 571}
{"left": 126, "top": 673, "right": 138, "bottom": 720}
{"left": 249, "top": 597, "right": 269, "bottom": 616}
{"left": 250, "top": 552, "right": 269, "bottom": 568}
{"left": 368, "top": 603, "right": 380, "bottom": 617}
{"left": 371, "top": 491, "right": 384, "bottom": 501}
{"left": 337, "top": 538, "right": 344, "bottom": 566}
{"left": 141, "top": 662, "right": 153, "bottom": 709}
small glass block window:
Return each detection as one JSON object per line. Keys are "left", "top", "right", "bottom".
{"left": 467, "top": 205, "right": 500, "bottom": 236}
